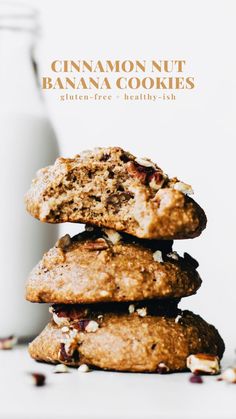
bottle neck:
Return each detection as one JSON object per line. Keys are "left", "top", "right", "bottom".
{"left": 0, "top": 30, "right": 43, "bottom": 114}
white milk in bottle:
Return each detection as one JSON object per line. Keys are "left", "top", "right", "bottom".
{"left": 0, "top": 4, "right": 59, "bottom": 339}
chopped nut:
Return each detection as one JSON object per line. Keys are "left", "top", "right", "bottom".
{"left": 221, "top": 368, "right": 236, "bottom": 383}
{"left": 126, "top": 161, "right": 155, "bottom": 184}
{"left": 61, "top": 326, "right": 69, "bottom": 333}
{"left": 172, "top": 181, "right": 194, "bottom": 195}
{"left": 73, "top": 319, "right": 90, "bottom": 332}
{"left": 128, "top": 304, "right": 135, "bottom": 314}
{"left": 52, "top": 312, "right": 69, "bottom": 327}
{"left": 137, "top": 307, "right": 147, "bottom": 317}
{"left": 58, "top": 342, "right": 77, "bottom": 363}
{"left": 189, "top": 374, "right": 203, "bottom": 384}
{"left": 167, "top": 251, "right": 179, "bottom": 261}
{"left": 83, "top": 238, "right": 109, "bottom": 251}
{"left": 0, "top": 335, "right": 17, "bottom": 350}
{"left": 85, "top": 320, "right": 99, "bottom": 333}
{"left": 56, "top": 234, "right": 71, "bottom": 250}
{"left": 53, "top": 364, "right": 69, "bottom": 373}
{"left": 153, "top": 250, "right": 163, "bottom": 263}
{"left": 175, "top": 315, "right": 182, "bottom": 324}
{"left": 149, "top": 171, "right": 166, "bottom": 191}
{"left": 187, "top": 354, "right": 220, "bottom": 375}
{"left": 78, "top": 364, "right": 90, "bottom": 373}
{"left": 135, "top": 158, "right": 156, "bottom": 168}
{"left": 103, "top": 229, "right": 121, "bottom": 245}
{"left": 30, "top": 372, "right": 46, "bottom": 387}
{"left": 157, "top": 362, "right": 170, "bottom": 374}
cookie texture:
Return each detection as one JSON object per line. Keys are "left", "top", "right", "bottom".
{"left": 28, "top": 304, "right": 225, "bottom": 372}
{"left": 26, "top": 227, "right": 201, "bottom": 303}
{"left": 25, "top": 147, "right": 207, "bottom": 239}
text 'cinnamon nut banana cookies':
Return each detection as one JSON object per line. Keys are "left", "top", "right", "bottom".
{"left": 25, "top": 147, "right": 225, "bottom": 373}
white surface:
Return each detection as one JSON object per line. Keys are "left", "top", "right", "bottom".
{"left": 0, "top": 345, "right": 235, "bottom": 419}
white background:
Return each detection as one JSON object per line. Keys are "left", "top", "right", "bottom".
{"left": 13, "top": 0, "right": 236, "bottom": 353}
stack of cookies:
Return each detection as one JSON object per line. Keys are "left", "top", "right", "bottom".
{"left": 25, "top": 147, "right": 224, "bottom": 373}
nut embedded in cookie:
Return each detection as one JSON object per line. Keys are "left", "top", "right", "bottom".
{"left": 28, "top": 306, "right": 225, "bottom": 373}
{"left": 25, "top": 147, "right": 207, "bottom": 240}
{"left": 26, "top": 227, "right": 202, "bottom": 304}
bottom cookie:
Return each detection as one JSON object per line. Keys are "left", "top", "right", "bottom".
{"left": 29, "top": 303, "right": 225, "bottom": 373}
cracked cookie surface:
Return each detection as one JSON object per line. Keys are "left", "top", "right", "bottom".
{"left": 25, "top": 147, "right": 207, "bottom": 239}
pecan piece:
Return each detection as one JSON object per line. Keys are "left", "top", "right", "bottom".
{"left": 149, "top": 171, "right": 166, "bottom": 191}
{"left": 30, "top": 372, "right": 46, "bottom": 387}
{"left": 189, "top": 374, "right": 203, "bottom": 384}
{"left": 0, "top": 335, "right": 17, "bottom": 350}
{"left": 126, "top": 161, "right": 155, "bottom": 184}
{"left": 73, "top": 319, "right": 90, "bottom": 331}
{"left": 56, "top": 234, "right": 71, "bottom": 250}
{"left": 156, "top": 362, "right": 170, "bottom": 374}
{"left": 59, "top": 343, "right": 76, "bottom": 363}
{"left": 83, "top": 238, "right": 109, "bottom": 251}
{"left": 187, "top": 353, "right": 220, "bottom": 375}
{"left": 126, "top": 161, "right": 166, "bottom": 191}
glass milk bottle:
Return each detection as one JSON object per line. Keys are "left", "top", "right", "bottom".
{"left": 0, "top": 3, "right": 59, "bottom": 339}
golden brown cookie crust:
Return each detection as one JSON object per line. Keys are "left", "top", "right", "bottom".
{"left": 26, "top": 228, "right": 201, "bottom": 303}
{"left": 28, "top": 305, "right": 225, "bottom": 373}
{"left": 25, "top": 147, "right": 207, "bottom": 239}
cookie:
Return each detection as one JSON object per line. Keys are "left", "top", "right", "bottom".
{"left": 26, "top": 227, "right": 201, "bottom": 303}
{"left": 28, "top": 303, "right": 225, "bottom": 372}
{"left": 25, "top": 147, "right": 207, "bottom": 239}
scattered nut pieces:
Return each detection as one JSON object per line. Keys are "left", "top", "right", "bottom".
{"left": 157, "top": 362, "right": 170, "bottom": 374}
{"left": 189, "top": 374, "right": 203, "bottom": 384}
{"left": 167, "top": 251, "right": 179, "bottom": 261}
{"left": 53, "top": 364, "right": 69, "bottom": 374}
{"left": 137, "top": 307, "right": 147, "bottom": 317}
{"left": 78, "top": 364, "right": 90, "bottom": 373}
{"left": 128, "top": 304, "right": 135, "bottom": 314}
{"left": 85, "top": 320, "right": 99, "bottom": 333}
{"left": 187, "top": 353, "right": 220, "bottom": 375}
{"left": 103, "top": 228, "right": 121, "bottom": 245}
{"left": 172, "top": 181, "right": 194, "bottom": 195}
{"left": 30, "top": 372, "right": 46, "bottom": 387}
{"left": 153, "top": 250, "right": 163, "bottom": 263}
{"left": 0, "top": 335, "right": 17, "bottom": 350}
{"left": 175, "top": 315, "right": 182, "bottom": 324}
{"left": 221, "top": 368, "right": 236, "bottom": 383}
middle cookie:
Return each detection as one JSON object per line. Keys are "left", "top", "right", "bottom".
{"left": 26, "top": 227, "right": 201, "bottom": 304}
